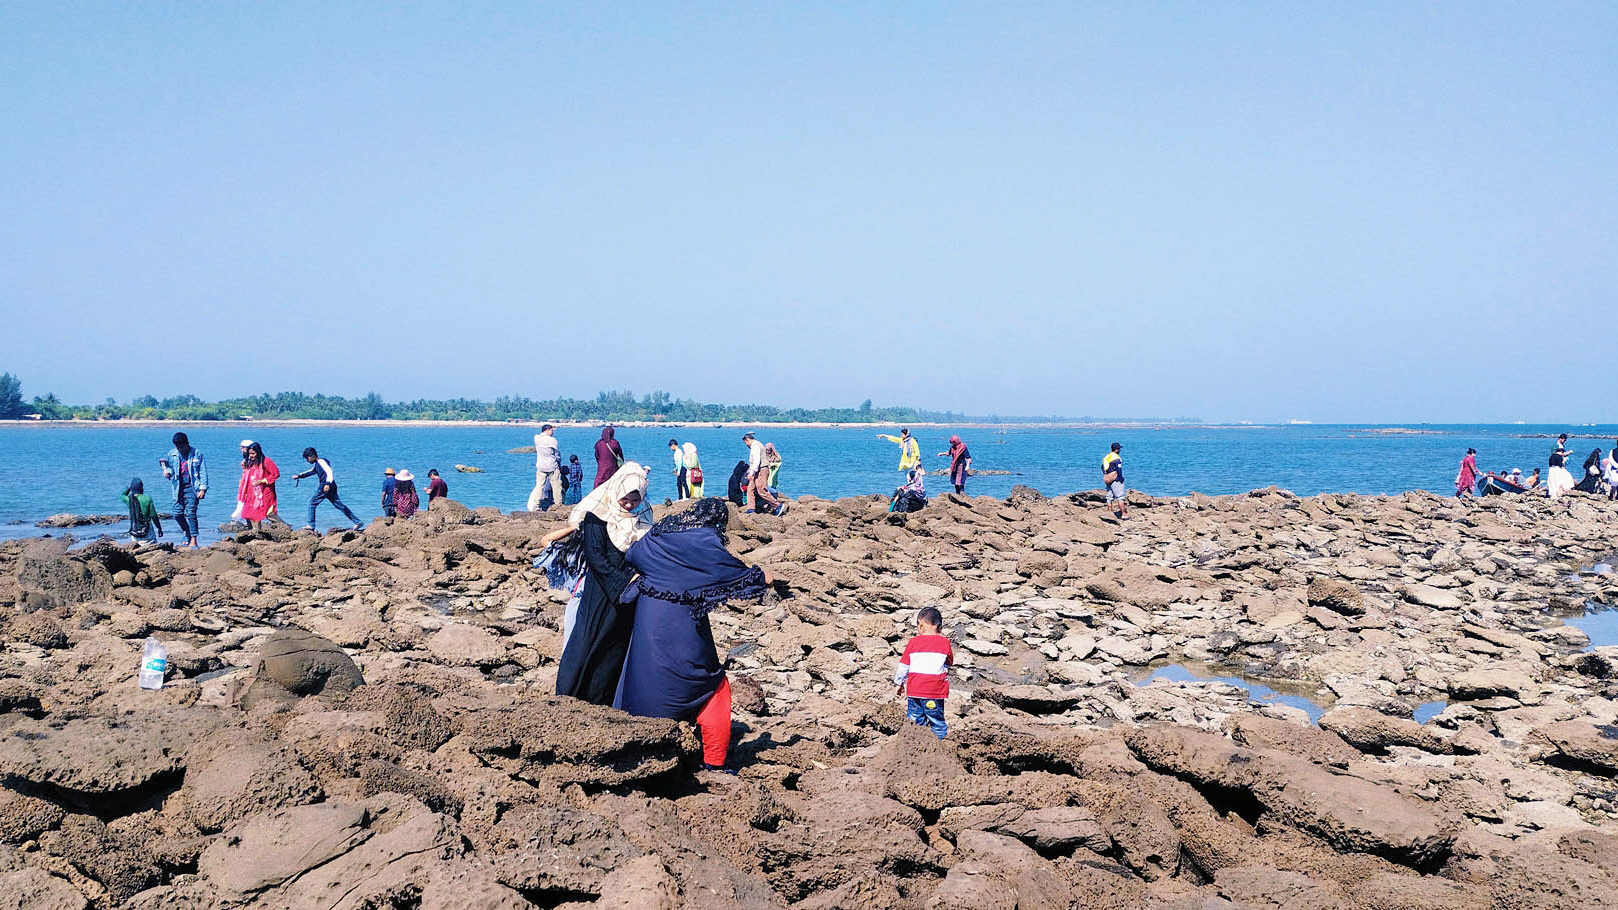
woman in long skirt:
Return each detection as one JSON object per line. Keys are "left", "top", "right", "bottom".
{"left": 551, "top": 463, "right": 651, "bottom": 705}
{"left": 615, "top": 498, "right": 768, "bottom": 770}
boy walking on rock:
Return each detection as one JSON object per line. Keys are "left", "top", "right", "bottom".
{"left": 894, "top": 606, "right": 953, "bottom": 739}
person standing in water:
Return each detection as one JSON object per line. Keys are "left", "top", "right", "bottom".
{"left": 159, "top": 432, "right": 208, "bottom": 548}
{"left": 594, "top": 427, "right": 624, "bottom": 490}
{"left": 121, "top": 478, "right": 163, "bottom": 544}
{"left": 528, "top": 424, "right": 563, "bottom": 511}
{"left": 292, "top": 447, "right": 365, "bottom": 531}
{"left": 877, "top": 428, "right": 921, "bottom": 473}
{"left": 938, "top": 435, "right": 972, "bottom": 494}
{"left": 563, "top": 455, "right": 584, "bottom": 505}
{"left": 1455, "top": 448, "right": 1482, "bottom": 498}
{"left": 1102, "top": 442, "right": 1128, "bottom": 520}
{"left": 669, "top": 438, "right": 689, "bottom": 499}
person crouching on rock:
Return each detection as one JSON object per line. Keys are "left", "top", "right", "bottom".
{"left": 894, "top": 606, "right": 953, "bottom": 739}
{"left": 891, "top": 465, "right": 927, "bottom": 514}
{"left": 122, "top": 478, "right": 163, "bottom": 544}
{"left": 613, "top": 497, "right": 771, "bottom": 772}
{"left": 544, "top": 463, "right": 652, "bottom": 706}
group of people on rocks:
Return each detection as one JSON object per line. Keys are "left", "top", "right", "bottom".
{"left": 1458, "top": 434, "right": 1618, "bottom": 501}
{"left": 126, "top": 432, "right": 450, "bottom": 545}
{"left": 539, "top": 466, "right": 956, "bottom": 771}
{"left": 525, "top": 424, "right": 585, "bottom": 511}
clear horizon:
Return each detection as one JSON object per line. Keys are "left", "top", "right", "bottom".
{"left": 5, "top": 4, "right": 1615, "bottom": 424}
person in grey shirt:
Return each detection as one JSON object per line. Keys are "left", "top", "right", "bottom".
{"left": 528, "top": 424, "right": 563, "bottom": 511}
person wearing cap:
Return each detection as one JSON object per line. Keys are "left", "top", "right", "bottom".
{"left": 1102, "top": 442, "right": 1128, "bottom": 519}
{"left": 382, "top": 468, "right": 398, "bottom": 517}
{"left": 1508, "top": 468, "right": 1524, "bottom": 489}
{"left": 392, "top": 470, "right": 420, "bottom": 518}
{"left": 528, "top": 424, "right": 563, "bottom": 511}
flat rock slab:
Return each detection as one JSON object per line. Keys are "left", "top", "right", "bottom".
{"left": 0, "top": 710, "right": 216, "bottom": 796}
{"left": 1531, "top": 721, "right": 1618, "bottom": 775}
{"left": 1126, "top": 725, "right": 1453, "bottom": 865}
{"left": 199, "top": 801, "right": 369, "bottom": 897}
{"left": 466, "top": 695, "right": 699, "bottom": 789}
{"left": 1403, "top": 584, "right": 1463, "bottom": 609}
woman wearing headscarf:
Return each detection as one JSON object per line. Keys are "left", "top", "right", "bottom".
{"left": 938, "top": 435, "right": 972, "bottom": 494}
{"left": 682, "top": 442, "right": 704, "bottom": 498}
{"left": 552, "top": 462, "right": 651, "bottom": 705}
{"left": 393, "top": 470, "right": 420, "bottom": 518}
{"left": 239, "top": 443, "right": 279, "bottom": 531}
{"left": 763, "top": 443, "right": 783, "bottom": 489}
{"left": 1576, "top": 449, "right": 1605, "bottom": 494}
{"left": 121, "top": 478, "right": 163, "bottom": 543}
{"left": 594, "top": 427, "right": 624, "bottom": 489}
{"left": 890, "top": 465, "right": 928, "bottom": 514}
{"left": 615, "top": 498, "right": 769, "bottom": 771}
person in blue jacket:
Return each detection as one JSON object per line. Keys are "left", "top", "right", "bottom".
{"left": 159, "top": 432, "right": 207, "bottom": 548}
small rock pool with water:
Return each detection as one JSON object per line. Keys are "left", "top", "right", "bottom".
{"left": 1134, "top": 662, "right": 1452, "bottom": 728}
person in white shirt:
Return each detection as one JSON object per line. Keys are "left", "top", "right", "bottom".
{"left": 669, "top": 438, "right": 689, "bottom": 499}
{"left": 742, "top": 432, "right": 786, "bottom": 514}
{"left": 527, "top": 425, "right": 563, "bottom": 511}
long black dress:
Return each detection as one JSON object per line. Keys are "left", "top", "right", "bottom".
{"left": 555, "top": 513, "right": 637, "bottom": 705}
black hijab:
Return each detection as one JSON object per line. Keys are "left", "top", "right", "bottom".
{"left": 650, "top": 497, "right": 731, "bottom": 543}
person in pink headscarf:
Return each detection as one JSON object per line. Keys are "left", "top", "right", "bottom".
{"left": 937, "top": 435, "right": 972, "bottom": 494}
{"left": 1455, "top": 448, "right": 1481, "bottom": 498}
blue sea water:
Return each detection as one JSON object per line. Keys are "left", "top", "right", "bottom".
{"left": 0, "top": 422, "right": 1613, "bottom": 543}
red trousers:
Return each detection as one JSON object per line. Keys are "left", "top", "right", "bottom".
{"left": 695, "top": 676, "right": 732, "bottom": 767}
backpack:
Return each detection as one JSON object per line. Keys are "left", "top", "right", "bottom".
{"left": 688, "top": 466, "right": 703, "bottom": 486}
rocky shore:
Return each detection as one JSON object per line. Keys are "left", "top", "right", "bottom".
{"left": 1, "top": 487, "right": 1617, "bottom": 908}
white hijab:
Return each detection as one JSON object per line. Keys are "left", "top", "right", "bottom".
{"left": 569, "top": 461, "right": 651, "bottom": 551}
{"left": 681, "top": 441, "right": 700, "bottom": 469}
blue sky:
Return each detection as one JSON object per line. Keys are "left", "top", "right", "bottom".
{"left": 3, "top": 3, "right": 1614, "bottom": 422}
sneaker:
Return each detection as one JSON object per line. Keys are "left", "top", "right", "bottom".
{"left": 702, "top": 764, "right": 738, "bottom": 775}
{"left": 301, "top": 525, "right": 316, "bottom": 531}
{"left": 352, "top": 524, "right": 365, "bottom": 532}
{"left": 773, "top": 503, "right": 789, "bottom": 516}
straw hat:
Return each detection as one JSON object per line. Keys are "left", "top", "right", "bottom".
{"left": 384, "top": 467, "right": 396, "bottom": 475}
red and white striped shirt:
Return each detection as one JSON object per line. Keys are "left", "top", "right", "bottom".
{"left": 895, "top": 634, "right": 953, "bottom": 699}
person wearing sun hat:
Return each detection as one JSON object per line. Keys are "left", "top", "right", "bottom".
{"left": 382, "top": 467, "right": 398, "bottom": 517}
{"left": 392, "top": 469, "right": 419, "bottom": 518}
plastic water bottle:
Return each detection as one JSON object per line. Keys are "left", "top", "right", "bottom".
{"left": 139, "top": 637, "right": 168, "bottom": 690}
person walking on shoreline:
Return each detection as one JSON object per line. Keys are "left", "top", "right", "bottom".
{"left": 938, "top": 435, "right": 972, "bottom": 494}
{"left": 877, "top": 428, "right": 921, "bottom": 473}
{"left": 669, "top": 438, "right": 689, "bottom": 499}
{"left": 292, "top": 447, "right": 364, "bottom": 531}
{"left": 529, "top": 425, "right": 563, "bottom": 511}
{"left": 742, "top": 432, "right": 786, "bottom": 514}
{"left": 1455, "top": 448, "right": 1482, "bottom": 498}
{"left": 239, "top": 442, "right": 279, "bottom": 531}
{"left": 159, "top": 432, "right": 207, "bottom": 548}
{"left": 427, "top": 469, "right": 448, "bottom": 503}
{"left": 1102, "top": 442, "right": 1128, "bottom": 520}
{"left": 594, "top": 427, "right": 624, "bottom": 490}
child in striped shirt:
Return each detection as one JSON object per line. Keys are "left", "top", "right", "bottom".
{"left": 894, "top": 606, "right": 953, "bottom": 739}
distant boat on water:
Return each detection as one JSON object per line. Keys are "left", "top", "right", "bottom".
{"left": 1287, "top": 419, "right": 1313, "bottom": 425}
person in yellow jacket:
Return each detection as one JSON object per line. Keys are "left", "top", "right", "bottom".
{"left": 877, "top": 428, "right": 922, "bottom": 472}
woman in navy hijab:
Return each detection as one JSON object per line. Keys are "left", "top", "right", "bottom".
{"left": 614, "top": 497, "right": 769, "bottom": 771}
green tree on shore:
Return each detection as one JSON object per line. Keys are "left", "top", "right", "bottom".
{"left": 0, "top": 373, "right": 23, "bottom": 419}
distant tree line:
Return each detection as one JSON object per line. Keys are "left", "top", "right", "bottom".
{"left": 0, "top": 372, "right": 1202, "bottom": 424}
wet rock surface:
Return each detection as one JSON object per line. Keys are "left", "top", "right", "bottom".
{"left": 0, "top": 488, "right": 1616, "bottom": 907}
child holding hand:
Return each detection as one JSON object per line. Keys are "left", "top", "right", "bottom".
{"left": 894, "top": 606, "right": 953, "bottom": 739}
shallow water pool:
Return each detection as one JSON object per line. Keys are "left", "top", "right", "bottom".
{"left": 1134, "top": 663, "right": 1330, "bottom": 724}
